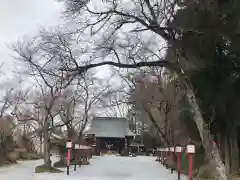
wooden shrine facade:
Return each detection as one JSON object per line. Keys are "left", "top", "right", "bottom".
{"left": 85, "top": 117, "right": 135, "bottom": 155}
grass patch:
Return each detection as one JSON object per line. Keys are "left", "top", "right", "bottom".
{"left": 53, "top": 160, "right": 67, "bottom": 168}
{"left": 35, "top": 164, "right": 63, "bottom": 173}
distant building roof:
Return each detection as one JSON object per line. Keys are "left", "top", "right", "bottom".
{"left": 85, "top": 117, "right": 135, "bottom": 138}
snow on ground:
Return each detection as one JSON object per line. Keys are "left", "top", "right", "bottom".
{"left": 0, "top": 155, "right": 187, "bottom": 180}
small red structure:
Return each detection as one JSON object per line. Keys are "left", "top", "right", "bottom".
{"left": 186, "top": 143, "right": 195, "bottom": 180}
{"left": 66, "top": 140, "right": 72, "bottom": 176}
{"left": 175, "top": 144, "right": 183, "bottom": 180}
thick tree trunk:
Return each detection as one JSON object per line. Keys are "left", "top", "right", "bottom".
{"left": 0, "top": 146, "right": 4, "bottom": 165}
{"left": 186, "top": 88, "right": 227, "bottom": 180}
{"left": 224, "top": 136, "right": 230, "bottom": 176}
{"left": 40, "top": 134, "right": 43, "bottom": 155}
{"left": 233, "top": 132, "right": 239, "bottom": 170}
{"left": 67, "top": 126, "right": 74, "bottom": 139}
{"left": 164, "top": 113, "right": 168, "bottom": 142}
{"left": 229, "top": 131, "right": 238, "bottom": 172}
{"left": 43, "top": 122, "right": 51, "bottom": 168}
{"left": 229, "top": 137, "right": 234, "bottom": 172}
{"left": 78, "top": 115, "right": 89, "bottom": 143}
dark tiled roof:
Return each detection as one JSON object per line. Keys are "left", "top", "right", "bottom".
{"left": 85, "top": 117, "right": 135, "bottom": 138}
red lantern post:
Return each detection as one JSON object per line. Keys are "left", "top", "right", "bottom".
{"left": 186, "top": 143, "right": 195, "bottom": 180}
{"left": 175, "top": 145, "right": 182, "bottom": 180}
{"left": 66, "top": 140, "right": 72, "bottom": 175}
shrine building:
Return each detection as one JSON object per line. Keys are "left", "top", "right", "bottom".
{"left": 84, "top": 117, "right": 135, "bottom": 155}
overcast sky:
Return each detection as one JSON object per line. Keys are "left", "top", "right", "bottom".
{"left": 0, "top": 1, "right": 136, "bottom": 118}
{"left": 0, "top": 0, "right": 63, "bottom": 78}
{"left": 0, "top": 0, "right": 112, "bottom": 82}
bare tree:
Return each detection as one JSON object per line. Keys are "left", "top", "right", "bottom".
{"left": 12, "top": 91, "right": 48, "bottom": 155}
{"left": 10, "top": 1, "right": 227, "bottom": 176}
{"left": 101, "top": 90, "right": 130, "bottom": 117}
{"left": 123, "top": 69, "right": 171, "bottom": 146}
{"left": 0, "top": 75, "right": 30, "bottom": 164}
{"left": 11, "top": 31, "right": 77, "bottom": 168}
{"left": 55, "top": 1, "right": 227, "bottom": 179}
{"left": 57, "top": 88, "right": 76, "bottom": 138}
{"left": 115, "top": 66, "right": 191, "bottom": 148}
{"left": 73, "top": 73, "right": 111, "bottom": 141}
{"left": 0, "top": 78, "right": 28, "bottom": 118}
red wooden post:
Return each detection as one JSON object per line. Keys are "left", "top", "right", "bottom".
{"left": 186, "top": 143, "right": 195, "bottom": 180}
{"left": 177, "top": 152, "right": 181, "bottom": 178}
{"left": 175, "top": 145, "right": 182, "bottom": 180}
{"left": 66, "top": 140, "right": 72, "bottom": 176}
{"left": 67, "top": 148, "right": 71, "bottom": 165}
{"left": 189, "top": 154, "right": 193, "bottom": 180}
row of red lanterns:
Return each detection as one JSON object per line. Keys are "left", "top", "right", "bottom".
{"left": 157, "top": 144, "right": 195, "bottom": 180}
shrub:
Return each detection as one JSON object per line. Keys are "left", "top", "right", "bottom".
{"left": 35, "top": 164, "right": 63, "bottom": 173}
{"left": 7, "top": 151, "right": 19, "bottom": 162}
